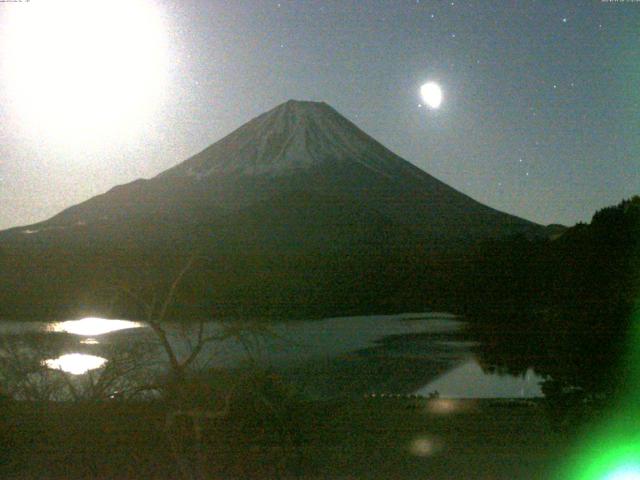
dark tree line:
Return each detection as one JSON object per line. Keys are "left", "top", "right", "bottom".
{"left": 456, "top": 196, "right": 640, "bottom": 401}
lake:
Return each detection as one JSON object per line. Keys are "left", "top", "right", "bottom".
{"left": 0, "top": 313, "right": 544, "bottom": 400}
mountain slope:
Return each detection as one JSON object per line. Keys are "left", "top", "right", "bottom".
{"left": 0, "top": 100, "right": 545, "bottom": 320}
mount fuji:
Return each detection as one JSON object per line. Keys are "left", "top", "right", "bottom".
{"left": 0, "top": 100, "right": 545, "bottom": 320}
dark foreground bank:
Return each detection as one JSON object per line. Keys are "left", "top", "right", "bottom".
{"left": 1, "top": 398, "right": 569, "bottom": 480}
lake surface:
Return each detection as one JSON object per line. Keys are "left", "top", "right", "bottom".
{"left": 0, "top": 313, "right": 545, "bottom": 400}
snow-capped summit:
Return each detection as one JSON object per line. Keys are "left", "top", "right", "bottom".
{"left": 161, "top": 100, "right": 416, "bottom": 179}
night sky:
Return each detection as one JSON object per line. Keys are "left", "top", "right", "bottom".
{"left": 0, "top": 0, "right": 637, "bottom": 230}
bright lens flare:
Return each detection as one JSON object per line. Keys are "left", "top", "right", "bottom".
{"left": 604, "top": 465, "right": 640, "bottom": 480}
{"left": 420, "top": 81, "right": 443, "bottom": 109}
{"left": 2, "top": 0, "right": 169, "bottom": 142}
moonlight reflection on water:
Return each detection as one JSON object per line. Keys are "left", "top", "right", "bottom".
{"left": 40, "top": 317, "right": 143, "bottom": 375}
{"left": 43, "top": 353, "right": 107, "bottom": 375}
{"left": 0, "top": 314, "right": 545, "bottom": 397}
{"left": 47, "top": 317, "right": 144, "bottom": 336}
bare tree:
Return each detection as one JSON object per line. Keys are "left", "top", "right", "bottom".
{"left": 0, "top": 331, "right": 157, "bottom": 403}
{"left": 109, "top": 256, "right": 286, "bottom": 388}
{"left": 0, "top": 334, "right": 68, "bottom": 401}
{"left": 0, "top": 255, "right": 299, "bottom": 480}
{"left": 107, "top": 255, "right": 288, "bottom": 480}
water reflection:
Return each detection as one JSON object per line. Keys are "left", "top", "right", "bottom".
{"left": 0, "top": 314, "right": 549, "bottom": 397}
{"left": 36, "top": 318, "right": 142, "bottom": 378}
{"left": 416, "top": 358, "right": 544, "bottom": 399}
{"left": 48, "top": 317, "right": 144, "bottom": 336}
{"left": 43, "top": 353, "right": 107, "bottom": 375}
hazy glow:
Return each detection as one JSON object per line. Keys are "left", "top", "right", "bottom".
{"left": 48, "top": 317, "right": 143, "bottom": 336}
{"left": 409, "top": 436, "right": 441, "bottom": 457}
{"left": 420, "top": 81, "right": 443, "bottom": 109}
{"left": 2, "top": 0, "right": 169, "bottom": 143}
{"left": 427, "top": 398, "right": 458, "bottom": 414}
{"left": 44, "top": 353, "right": 107, "bottom": 375}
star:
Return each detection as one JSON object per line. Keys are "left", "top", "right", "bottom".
{"left": 562, "top": 17, "right": 567, "bottom": 23}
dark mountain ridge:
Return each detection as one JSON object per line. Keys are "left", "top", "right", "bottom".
{"left": 0, "top": 100, "right": 546, "bottom": 320}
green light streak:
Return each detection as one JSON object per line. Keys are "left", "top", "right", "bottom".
{"left": 557, "top": 195, "right": 640, "bottom": 480}
{"left": 557, "top": 300, "right": 640, "bottom": 479}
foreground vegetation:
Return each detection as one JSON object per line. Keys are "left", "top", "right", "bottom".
{"left": 0, "top": 197, "right": 637, "bottom": 479}
{"left": 1, "top": 397, "right": 567, "bottom": 480}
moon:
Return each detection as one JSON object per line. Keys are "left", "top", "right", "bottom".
{"left": 2, "top": 0, "right": 169, "bottom": 144}
{"left": 420, "top": 82, "right": 443, "bottom": 109}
